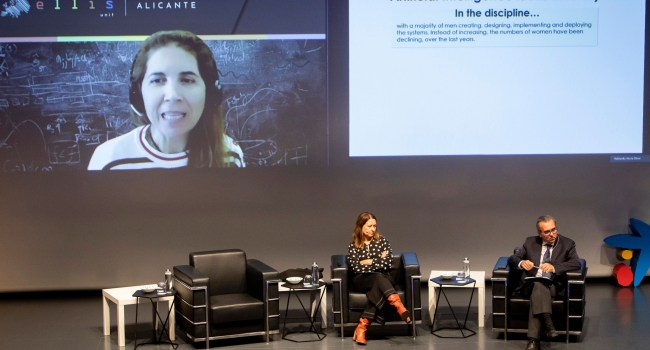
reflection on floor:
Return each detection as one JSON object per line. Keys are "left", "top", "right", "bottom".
{"left": 0, "top": 279, "right": 648, "bottom": 350}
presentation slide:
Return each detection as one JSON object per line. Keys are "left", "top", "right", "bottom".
{"left": 0, "top": 0, "right": 327, "bottom": 171}
{"left": 349, "top": 0, "right": 645, "bottom": 157}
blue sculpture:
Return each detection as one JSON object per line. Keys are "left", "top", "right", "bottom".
{"left": 604, "top": 218, "right": 650, "bottom": 287}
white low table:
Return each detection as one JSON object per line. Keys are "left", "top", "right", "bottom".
{"left": 428, "top": 270, "right": 485, "bottom": 328}
{"left": 102, "top": 284, "right": 175, "bottom": 347}
{"left": 278, "top": 280, "right": 327, "bottom": 331}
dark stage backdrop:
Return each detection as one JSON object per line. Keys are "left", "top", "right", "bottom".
{"left": 0, "top": 159, "right": 648, "bottom": 291}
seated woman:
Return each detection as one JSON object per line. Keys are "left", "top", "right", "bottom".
{"left": 88, "top": 30, "right": 244, "bottom": 170}
{"left": 348, "top": 212, "right": 411, "bottom": 345}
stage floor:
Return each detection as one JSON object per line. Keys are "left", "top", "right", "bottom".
{"left": 0, "top": 279, "right": 648, "bottom": 350}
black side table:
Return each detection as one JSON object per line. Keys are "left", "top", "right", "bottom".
{"left": 132, "top": 289, "right": 179, "bottom": 349}
{"left": 281, "top": 281, "right": 327, "bottom": 342}
{"left": 429, "top": 276, "right": 477, "bottom": 338}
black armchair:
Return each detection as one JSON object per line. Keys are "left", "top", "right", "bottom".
{"left": 173, "top": 249, "right": 280, "bottom": 348}
{"left": 331, "top": 252, "right": 422, "bottom": 338}
{"left": 491, "top": 248, "right": 587, "bottom": 343}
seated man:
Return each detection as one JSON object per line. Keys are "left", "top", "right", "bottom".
{"left": 507, "top": 215, "right": 581, "bottom": 350}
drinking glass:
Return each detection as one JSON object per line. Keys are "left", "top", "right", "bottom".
{"left": 457, "top": 270, "right": 465, "bottom": 282}
{"left": 303, "top": 275, "right": 313, "bottom": 286}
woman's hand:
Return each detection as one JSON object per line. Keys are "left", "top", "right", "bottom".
{"left": 360, "top": 259, "right": 373, "bottom": 265}
{"left": 381, "top": 250, "right": 388, "bottom": 258}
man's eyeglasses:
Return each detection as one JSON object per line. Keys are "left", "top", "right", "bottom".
{"left": 540, "top": 227, "right": 557, "bottom": 235}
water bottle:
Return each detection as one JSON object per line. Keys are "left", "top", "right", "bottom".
{"left": 311, "top": 262, "right": 319, "bottom": 287}
{"left": 463, "top": 257, "right": 470, "bottom": 280}
{"left": 165, "top": 269, "right": 172, "bottom": 292}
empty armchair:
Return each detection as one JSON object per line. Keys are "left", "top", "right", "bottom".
{"left": 491, "top": 248, "right": 587, "bottom": 342}
{"left": 173, "top": 249, "right": 279, "bottom": 348}
{"left": 331, "top": 252, "right": 422, "bottom": 338}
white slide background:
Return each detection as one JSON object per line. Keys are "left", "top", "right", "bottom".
{"left": 349, "top": 0, "right": 645, "bottom": 156}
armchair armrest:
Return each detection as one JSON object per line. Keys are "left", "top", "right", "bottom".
{"left": 400, "top": 252, "right": 421, "bottom": 323}
{"left": 173, "top": 265, "right": 209, "bottom": 306}
{"left": 173, "top": 265, "right": 210, "bottom": 332}
{"left": 246, "top": 259, "right": 279, "bottom": 301}
{"left": 174, "top": 265, "right": 209, "bottom": 288}
{"left": 331, "top": 255, "right": 348, "bottom": 277}
{"left": 400, "top": 252, "right": 421, "bottom": 294}
{"left": 246, "top": 259, "right": 280, "bottom": 333}
{"left": 491, "top": 256, "right": 511, "bottom": 332}
{"left": 492, "top": 257, "right": 510, "bottom": 280}
{"left": 331, "top": 255, "right": 348, "bottom": 325}
{"left": 402, "top": 252, "right": 420, "bottom": 278}
{"left": 566, "top": 259, "right": 587, "bottom": 282}
{"left": 566, "top": 259, "right": 587, "bottom": 302}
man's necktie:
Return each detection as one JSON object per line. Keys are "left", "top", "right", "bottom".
{"left": 542, "top": 244, "right": 552, "bottom": 278}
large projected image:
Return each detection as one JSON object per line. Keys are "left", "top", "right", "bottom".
{"left": 0, "top": 37, "right": 326, "bottom": 171}
{"left": 0, "top": 0, "right": 328, "bottom": 171}
{"left": 349, "top": 0, "right": 645, "bottom": 157}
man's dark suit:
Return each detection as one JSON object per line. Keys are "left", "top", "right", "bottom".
{"left": 507, "top": 234, "right": 580, "bottom": 338}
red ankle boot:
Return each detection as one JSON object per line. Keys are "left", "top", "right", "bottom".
{"left": 352, "top": 317, "right": 371, "bottom": 345}
{"left": 387, "top": 294, "right": 411, "bottom": 323}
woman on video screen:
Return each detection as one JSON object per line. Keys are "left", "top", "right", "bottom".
{"left": 88, "top": 30, "right": 244, "bottom": 170}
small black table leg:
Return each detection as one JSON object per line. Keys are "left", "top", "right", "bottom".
{"left": 133, "top": 294, "right": 178, "bottom": 350}
{"left": 282, "top": 284, "right": 327, "bottom": 342}
{"left": 431, "top": 281, "right": 477, "bottom": 338}
{"left": 311, "top": 288, "right": 326, "bottom": 334}
{"left": 462, "top": 282, "right": 477, "bottom": 329}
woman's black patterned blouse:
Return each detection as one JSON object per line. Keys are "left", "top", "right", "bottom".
{"left": 348, "top": 236, "right": 393, "bottom": 274}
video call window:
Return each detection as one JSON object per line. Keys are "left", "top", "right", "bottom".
{"left": 0, "top": 0, "right": 328, "bottom": 171}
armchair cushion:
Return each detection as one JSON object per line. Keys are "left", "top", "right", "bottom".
{"left": 210, "top": 293, "right": 264, "bottom": 324}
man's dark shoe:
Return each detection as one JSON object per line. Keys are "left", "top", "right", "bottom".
{"left": 525, "top": 337, "right": 540, "bottom": 350}
{"left": 545, "top": 323, "right": 558, "bottom": 338}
